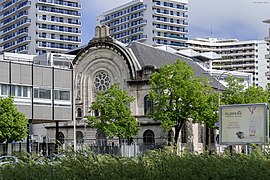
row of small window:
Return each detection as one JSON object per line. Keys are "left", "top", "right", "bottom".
{"left": 0, "top": 84, "right": 70, "bottom": 101}
{"left": 110, "top": 21, "right": 146, "bottom": 33}
{"left": 155, "top": 39, "right": 187, "bottom": 47}
{"left": 2, "top": 1, "right": 30, "bottom": 17}
{"left": 0, "top": 84, "right": 29, "bottom": 97}
{"left": 3, "top": 36, "right": 30, "bottom": 49}
{"left": 102, "top": 4, "right": 147, "bottom": 21}
{"left": 156, "top": 32, "right": 188, "bottom": 40}
{"left": 108, "top": 11, "right": 144, "bottom": 26}
{"left": 10, "top": 44, "right": 28, "bottom": 53}
{"left": 119, "top": 35, "right": 147, "bottom": 44}
{"left": 154, "top": 8, "right": 188, "bottom": 17}
{"left": 38, "top": 6, "right": 80, "bottom": 16}
{"left": 3, "top": 18, "right": 30, "bottom": 34}
{"left": 3, "top": 10, "right": 28, "bottom": 25}
{"left": 3, "top": 0, "right": 19, "bottom": 9}
{"left": 38, "top": 33, "right": 80, "bottom": 42}
{"left": 154, "top": 1, "right": 188, "bottom": 10}
{"left": 39, "top": 15, "right": 81, "bottom": 25}
{"left": 38, "top": 0, "right": 81, "bottom": 8}
{"left": 34, "top": 88, "right": 70, "bottom": 100}
{"left": 38, "top": 41, "right": 78, "bottom": 50}
{"left": 3, "top": 27, "right": 29, "bottom": 44}
{"left": 113, "top": 27, "right": 143, "bottom": 39}
{"left": 37, "top": 24, "right": 81, "bottom": 33}
{"left": 154, "top": 16, "right": 188, "bottom": 25}
{"left": 154, "top": 24, "right": 188, "bottom": 32}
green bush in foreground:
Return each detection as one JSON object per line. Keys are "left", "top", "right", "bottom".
{"left": 1, "top": 149, "right": 270, "bottom": 180}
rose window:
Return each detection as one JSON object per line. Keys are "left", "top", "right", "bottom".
{"left": 94, "top": 71, "right": 111, "bottom": 92}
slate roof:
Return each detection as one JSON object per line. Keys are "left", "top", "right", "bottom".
{"left": 129, "top": 41, "right": 224, "bottom": 90}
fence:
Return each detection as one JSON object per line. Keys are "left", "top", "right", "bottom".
{"left": 0, "top": 142, "right": 164, "bottom": 157}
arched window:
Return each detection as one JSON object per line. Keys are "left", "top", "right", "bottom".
{"left": 95, "top": 131, "right": 107, "bottom": 146}
{"left": 77, "top": 108, "right": 82, "bottom": 118}
{"left": 143, "top": 130, "right": 155, "bottom": 145}
{"left": 144, "top": 95, "right": 153, "bottom": 115}
{"left": 57, "top": 132, "right": 65, "bottom": 144}
{"left": 76, "top": 131, "right": 84, "bottom": 145}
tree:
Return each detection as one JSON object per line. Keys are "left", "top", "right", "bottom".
{"left": 88, "top": 84, "right": 139, "bottom": 143}
{"left": 0, "top": 97, "right": 28, "bottom": 154}
{"left": 221, "top": 76, "right": 245, "bottom": 105}
{"left": 221, "top": 76, "right": 269, "bottom": 105}
{"left": 148, "top": 60, "right": 216, "bottom": 150}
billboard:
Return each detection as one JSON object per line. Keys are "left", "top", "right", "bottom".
{"left": 219, "top": 103, "right": 268, "bottom": 145}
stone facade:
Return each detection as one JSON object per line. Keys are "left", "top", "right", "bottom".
{"left": 47, "top": 26, "right": 220, "bottom": 152}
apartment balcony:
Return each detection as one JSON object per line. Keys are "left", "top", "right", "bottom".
{"left": 153, "top": 19, "right": 188, "bottom": 28}
{"left": 0, "top": 1, "right": 31, "bottom": 21}
{"left": 37, "top": 0, "right": 81, "bottom": 10}
{"left": 153, "top": 11, "right": 188, "bottom": 20}
{"left": 154, "top": 34, "right": 187, "bottom": 43}
{"left": 36, "top": 18, "right": 81, "bottom": 27}
{"left": 37, "top": 43, "right": 76, "bottom": 52}
{"left": 2, "top": 36, "right": 31, "bottom": 52}
{"left": 37, "top": 7, "right": 81, "bottom": 18}
{"left": 36, "top": 36, "right": 81, "bottom": 44}
{"left": 154, "top": 26, "right": 188, "bottom": 35}
{"left": 36, "top": 26, "right": 81, "bottom": 36}
{"left": 153, "top": 2, "right": 188, "bottom": 10}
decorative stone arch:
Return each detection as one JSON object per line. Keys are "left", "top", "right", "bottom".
{"left": 73, "top": 40, "right": 138, "bottom": 81}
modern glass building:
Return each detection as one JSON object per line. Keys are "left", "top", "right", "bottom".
{"left": 97, "top": 0, "right": 188, "bottom": 49}
{"left": 0, "top": 0, "right": 81, "bottom": 55}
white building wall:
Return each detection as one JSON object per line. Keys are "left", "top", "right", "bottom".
{"left": 0, "top": 0, "right": 82, "bottom": 55}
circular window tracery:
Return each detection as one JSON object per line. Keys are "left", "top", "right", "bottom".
{"left": 94, "top": 71, "right": 111, "bottom": 92}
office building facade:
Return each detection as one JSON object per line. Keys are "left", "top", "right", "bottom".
{"left": 187, "top": 38, "right": 269, "bottom": 87}
{"left": 0, "top": 0, "right": 81, "bottom": 55}
{"left": 97, "top": 0, "right": 188, "bottom": 49}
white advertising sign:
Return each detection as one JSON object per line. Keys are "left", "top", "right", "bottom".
{"left": 220, "top": 104, "right": 268, "bottom": 145}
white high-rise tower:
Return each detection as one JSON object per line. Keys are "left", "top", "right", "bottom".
{"left": 97, "top": 0, "right": 188, "bottom": 49}
{"left": 0, "top": 0, "right": 81, "bottom": 55}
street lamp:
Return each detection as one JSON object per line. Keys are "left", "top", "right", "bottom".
{"left": 52, "top": 53, "right": 77, "bottom": 152}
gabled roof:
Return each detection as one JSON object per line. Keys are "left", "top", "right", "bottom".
{"left": 129, "top": 41, "right": 223, "bottom": 90}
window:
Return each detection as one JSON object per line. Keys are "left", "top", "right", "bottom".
{"left": 34, "top": 88, "right": 51, "bottom": 99}
{"left": 144, "top": 95, "right": 153, "bottom": 115}
{"left": 96, "top": 131, "right": 107, "bottom": 146}
{"left": 77, "top": 108, "right": 82, "bottom": 118}
{"left": 0, "top": 84, "right": 9, "bottom": 95}
{"left": 57, "top": 132, "right": 65, "bottom": 144}
{"left": 143, "top": 130, "right": 155, "bottom": 145}
{"left": 93, "top": 71, "right": 111, "bottom": 92}
{"left": 54, "top": 90, "right": 70, "bottom": 100}
{"left": 76, "top": 131, "right": 84, "bottom": 145}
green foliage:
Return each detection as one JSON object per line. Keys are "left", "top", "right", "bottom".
{"left": 221, "top": 76, "right": 245, "bottom": 105}
{"left": 0, "top": 96, "right": 28, "bottom": 143}
{"left": 222, "top": 76, "right": 269, "bottom": 105}
{"left": 148, "top": 60, "right": 217, "bottom": 142}
{"left": 88, "top": 84, "right": 139, "bottom": 139}
{"left": 2, "top": 149, "right": 270, "bottom": 179}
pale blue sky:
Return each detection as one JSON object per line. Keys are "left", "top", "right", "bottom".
{"left": 81, "top": 0, "right": 270, "bottom": 45}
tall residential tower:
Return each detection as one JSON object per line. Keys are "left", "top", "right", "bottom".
{"left": 97, "top": 0, "right": 188, "bottom": 49}
{"left": 0, "top": 0, "right": 81, "bottom": 55}
{"left": 187, "top": 38, "right": 269, "bottom": 87}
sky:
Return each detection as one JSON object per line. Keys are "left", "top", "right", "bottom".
{"left": 81, "top": 0, "right": 270, "bottom": 45}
